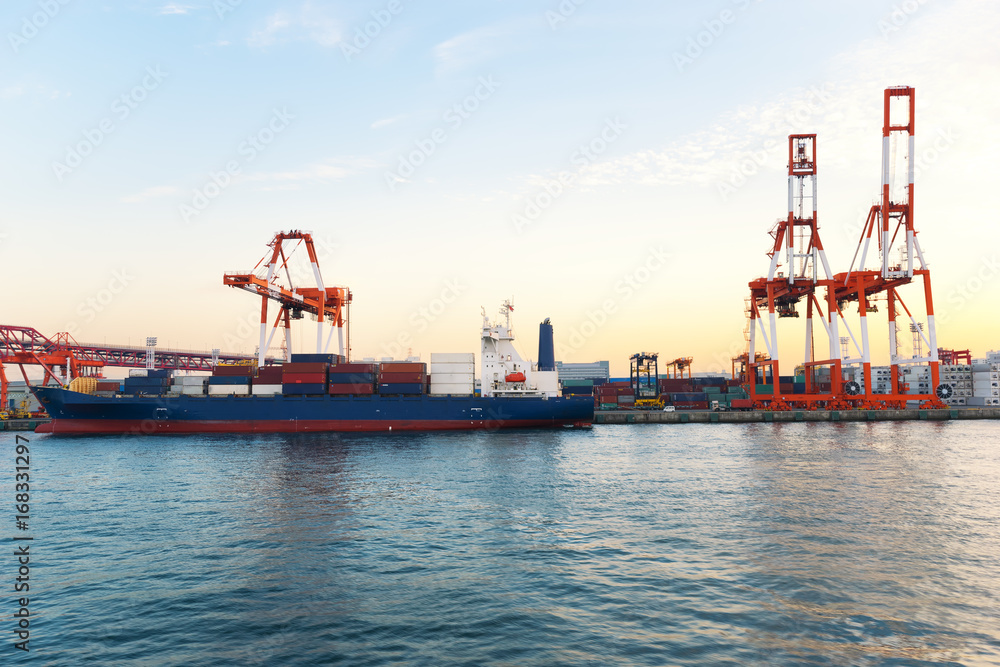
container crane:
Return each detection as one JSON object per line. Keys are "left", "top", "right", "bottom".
{"left": 223, "top": 231, "right": 352, "bottom": 365}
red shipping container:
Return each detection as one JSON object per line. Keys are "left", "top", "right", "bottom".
{"left": 329, "top": 384, "right": 375, "bottom": 395}
{"left": 333, "top": 363, "right": 378, "bottom": 373}
{"left": 282, "top": 372, "right": 327, "bottom": 384}
{"left": 213, "top": 365, "right": 255, "bottom": 377}
{"left": 380, "top": 362, "right": 426, "bottom": 373}
{"left": 379, "top": 371, "right": 426, "bottom": 383}
{"left": 731, "top": 399, "right": 752, "bottom": 409}
{"left": 256, "top": 368, "right": 284, "bottom": 381}
{"left": 96, "top": 381, "right": 120, "bottom": 391}
{"left": 282, "top": 362, "right": 329, "bottom": 373}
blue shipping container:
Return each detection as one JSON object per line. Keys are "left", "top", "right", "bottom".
{"left": 378, "top": 383, "right": 424, "bottom": 395}
{"left": 208, "top": 376, "right": 252, "bottom": 386}
{"left": 282, "top": 383, "right": 327, "bottom": 395}
{"left": 290, "top": 354, "right": 340, "bottom": 364}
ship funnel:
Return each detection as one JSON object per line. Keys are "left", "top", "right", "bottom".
{"left": 538, "top": 318, "right": 555, "bottom": 371}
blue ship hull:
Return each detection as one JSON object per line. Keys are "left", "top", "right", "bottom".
{"left": 32, "top": 386, "right": 594, "bottom": 435}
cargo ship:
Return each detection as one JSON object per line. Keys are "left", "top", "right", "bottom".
{"left": 33, "top": 302, "right": 593, "bottom": 435}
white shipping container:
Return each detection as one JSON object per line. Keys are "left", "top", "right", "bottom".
{"left": 208, "top": 385, "right": 249, "bottom": 396}
{"left": 431, "top": 353, "right": 475, "bottom": 363}
{"left": 429, "top": 373, "right": 475, "bottom": 384}
{"left": 968, "top": 397, "right": 1000, "bottom": 406}
{"left": 180, "top": 386, "right": 206, "bottom": 395}
{"left": 252, "top": 384, "right": 282, "bottom": 395}
{"left": 430, "top": 363, "right": 475, "bottom": 374}
{"left": 173, "top": 376, "right": 209, "bottom": 386}
{"left": 428, "top": 383, "right": 475, "bottom": 395}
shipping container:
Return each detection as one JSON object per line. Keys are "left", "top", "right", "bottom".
{"left": 429, "top": 372, "right": 475, "bottom": 384}
{"left": 208, "top": 385, "right": 250, "bottom": 396}
{"left": 379, "top": 371, "right": 426, "bottom": 383}
{"left": 430, "top": 363, "right": 476, "bottom": 374}
{"left": 282, "top": 362, "right": 329, "bottom": 373}
{"left": 208, "top": 376, "right": 251, "bottom": 386}
{"left": 328, "top": 372, "right": 376, "bottom": 385}
{"left": 428, "top": 384, "right": 475, "bottom": 396}
{"left": 290, "top": 353, "right": 339, "bottom": 364}
{"left": 255, "top": 367, "right": 284, "bottom": 382}
{"left": 212, "top": 365, "right": 255, "bottom": 377}
{"left": 251, "top": 384, "right": 282, "bottom": 395}
{"left": 380, "top": 362, "right": 426, "bottom": 374}
{"left": 281, "top": 383, "right": 327, "bottom": 395}
{"left": 328, "top": 384, "right": 376, "bottom": 395}
{"left": 430, "top": 353, "right": 475, "bottom": 363}
{"left": 332, "top": 362, "right": 378, "bottom": 373}
{"left": 281, "top": 372, "right": 327, "bottom": 385}
{"left": 378, "top": 382, "right": 424, "bottom": 395}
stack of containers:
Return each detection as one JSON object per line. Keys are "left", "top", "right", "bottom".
{"left": 172, "top": 375, "right": 209, "bottom": 396}
{"left": 124, "top": 369, "right": 172, "bottom": 395}
{"left": 870, "top": 366, "right": 892, "bottom": 394}
{"left": 940, "top": 364, "right": 972, "bottom": 406}
{"left": 208, "top": 364, "right": 253, "bottom": 396}
{"left": 561, "top": 379, "right": 594, "bottom": 397}
{"left": 970, "top": 361, "right": 1000, "bottom": 407}
{"left": 378, "top": 361, "right": 426, "bottom": 395}
{"left": 428, "top": 353, "right": 475, "bottom": 395}
{"left": 253, "top": 365, "right": 284, "bottom": 396}
{"left": 328, "top": 362, "right": 377, "bottom": 395}
{"left": 670, "top": 392, "right": 709, "bottom": 410}
{"left": 94, "top": 380, "right": 121, "bottom": 398}
{"left": 595, "top": 384, "right": 620, "bottom": 410}
{"left": 902, "top": 365, "right": 931, "bottom": 395}
{"left": 282, "top": 360, "right": 329, "bottom": 395}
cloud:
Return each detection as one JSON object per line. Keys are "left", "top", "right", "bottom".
{"left": 242, "top": 157, "right": 380, "bottom": 190}
{"left": 370, "top": 115, "right": 405, "bottom": 130}
{"left": 158, "top": 3, "right": 192, "bottom": 15}
{"left": 432, "top": 20, "right": 532, "bottom": 76}
{"left": 122, "top": 186, "right": 182, "bottom": 203}
{"left": 520, "top": 0, "right": 1000, "bottom": 192}
{"left": 248, "top": 3, "right": 341, "bottom": 49}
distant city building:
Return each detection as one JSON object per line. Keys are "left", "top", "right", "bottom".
{"left": 555, "top": 361, "right": 610, "bottom": 382}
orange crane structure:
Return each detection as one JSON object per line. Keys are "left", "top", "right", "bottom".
{"left": 744, "top": 86, "right": 945, "bottom": 410}
{"left": 223, "top": 231, "right": 352, "bottom": 365}
{"left": 663, "top": 357, "right": 693, "bottom": 379}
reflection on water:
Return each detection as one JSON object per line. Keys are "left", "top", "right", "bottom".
{"left": 19, "top": 422, "right": 1000, "bottom": 665}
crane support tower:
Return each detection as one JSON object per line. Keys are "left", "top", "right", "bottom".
{"left": 630, "top": 352, "right": 663, "bottom": 409}
{"left": 746, "top": 134, "right": 847, "bottom": 410}
{"left": 833, "top": 86, "right": 945, "bottom": 408}
{"left": 224, "top": 231, "right": 352, "bottom": 365}
{"left": 743, "top": 86, "right": 946, "bottom": 410}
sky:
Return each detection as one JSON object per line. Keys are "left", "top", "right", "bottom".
{"left": 2, "top": 0, "right": 999, "bottom": 377}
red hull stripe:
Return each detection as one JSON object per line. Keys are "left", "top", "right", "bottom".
{"left": 39, "top": 418, "right": 592, "bottom": 435}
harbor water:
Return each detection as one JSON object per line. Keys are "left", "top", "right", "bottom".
{"left": 8, "top": 422, "right": 1000, "bottom": 665}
